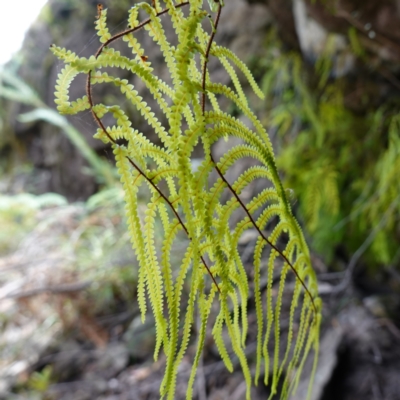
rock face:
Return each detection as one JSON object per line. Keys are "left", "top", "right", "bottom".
{"left": 250, "top": 0, "right": 400, "bottom": 69}
{"left": 293, "top": 0, "right": 356, "bottom": 78}
{"left": 4, "top": 0, "right": 271, "bottom": 200}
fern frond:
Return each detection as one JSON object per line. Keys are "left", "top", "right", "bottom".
{"left": 92, "top": 72, "right": 170, "bottom": 144}
{"left": 52, "top": 2, "right": 321, "bottom": 399}
{"left": 114, "top": 146, "right": 147, "bottom": 319}
{"left": 50, "top": 45, "right": 78, "bottom": 63}
{"left": 224, "top": 301, "right": 252, "bottom": 400}
{"left": 143, "top": 194, "right": 168, "bottom": 359}
{"left": 53, "top": 65, "right": 79, "bottom": 113}
{"left": 271, "top": 263, "right": 290, "bottom": 396}
{"left": 186, "top": 286, "right": 216, "bottom": 400}
{"left": 253, "top": 235, "right": 264, "bottom": 385}
{"left": 69, "top": 95, "right": 90, "bottom": 114}
{"left": 212, "top": 308, "right": 234, "bottom": 372}
{"left": 279, "top": 279, "right": 302, "bottom": 378}
{"left": 207, "top": 83, "right": 273, "bottom": 152}
{"left": 95, "top": 7, "right": 112, "bottom": 44}
{"left": 159, "top": 216, "right": 180, "bottom": 396}
{"left": 219, "top": 55, "right": 248, "bottom": 106}
{"left": 164, "top": 254, "right": 200, "bottom": 397}
{"left": 212, "top": 45, "right": 265, "bottom": 100}
{"left": 164, "top": 0, "right": 185, "bottom": 33}
{"left": 123, "top": 33, "right": 152, "bottom": 68}
{"left": 263, "top": 248, "right": 278, "bottom": 385}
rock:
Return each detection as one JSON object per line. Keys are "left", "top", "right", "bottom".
{"left": 122, "top": 314, "right": 156, "bottom": 361}
{"left": 293, "top": 0, "right": 356, "bottom": 77}
{"left": 50, "top": 340, "right": 93, "bottom": 382}
{"left": 83, "top": 343, "right": 129, "bottom": 381}
{"left": 46, "top": 342, "right": 129, "bottom": 399}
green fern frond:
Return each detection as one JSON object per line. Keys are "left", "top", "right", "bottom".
{"left": 212, "top": 45, "right": 265, "bottom": 100}
{"left": 52, "top": 2, "right": 321, "bottom": 399}
{"left": 114, "top": 146, "right": 147, "bottom": 319}
{"left": 69, "top": 95, "right": 90, "bottom": 114}
{"left": 271, "top": 263, "right": 290, "bottom": 396}
{"left": 253, "top": 235, "right": 264, "bottom": 384}
{"left": 212, "top": 308, "right": 234, "bottom": 372}
{"left": 53, "top": 64, "right": 79, "bottom": 113}
{"left": 263, "top": 248, "right": 278, "bottom": 385}
{"left": 186, "top": 286, "right": 216, "bottom": 400}
{"left": 50, "top": 45, "right": 78, "bottom": 63}
{"left": 219, "top": 55, "right": 248, "bottom": 106}
{"left": 95, "top": 7, "right": 111, "bottom": 44}
{"left": 143, "top": 194, "right": 168, "bottom": 359}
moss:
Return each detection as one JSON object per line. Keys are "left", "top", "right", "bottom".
{"left": 257, "top": 29, "right": 400, "bottom": 269}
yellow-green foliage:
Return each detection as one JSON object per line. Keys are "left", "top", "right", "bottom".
{"left": 0, "top": 192, "right": 67, "bottom": 253}
{"left": 259, "top": 30, "right": 400, "bottom": 268}
{"left": 51, "top": 2, "right": 321, "bottom": 399}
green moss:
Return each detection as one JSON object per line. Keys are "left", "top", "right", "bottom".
{"left": 258, "top": 29, "right": 400, "bottom": 269}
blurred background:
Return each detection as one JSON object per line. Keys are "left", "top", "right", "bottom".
{"left": 1, "top": 0, "right": 400, "bottom": 399}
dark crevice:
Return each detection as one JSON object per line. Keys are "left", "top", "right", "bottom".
{"left": 320, "top": 342, "right": 351, "bottom": 400}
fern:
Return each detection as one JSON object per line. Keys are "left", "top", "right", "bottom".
{"left": 51, "top": 2, "right": 321, "bottom": 399}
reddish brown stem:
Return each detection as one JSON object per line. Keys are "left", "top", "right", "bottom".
{"left": 201, "top": 4, "right": 317, "bottom": 313}
{"left": 85, "top": 1, "right": 220, "bottom": 293}
{"left": 86, "top": 1, "right": 190, "bottom": 142}
{"left": 126, "top": 157, "right": 221, "bottom": 294}
{"left": 201, "top": 4, "right": 222, "bottom": 114}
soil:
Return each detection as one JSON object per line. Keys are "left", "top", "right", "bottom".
{"left": 2, "top": 221, "right": 400, "bottom": 400}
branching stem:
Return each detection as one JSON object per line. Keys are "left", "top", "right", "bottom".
{"left": 86, "top": 1, "right": 221, "bottom": 294}
{"left": 201, "top": 4, "right": 317, "bottom": 313}
{"left": 126, "top": 156, "right": 221, "bottom": 293}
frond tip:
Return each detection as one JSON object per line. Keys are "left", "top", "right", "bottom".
{"left": 52, "top": 1, "right": 321, "bottom": 399}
